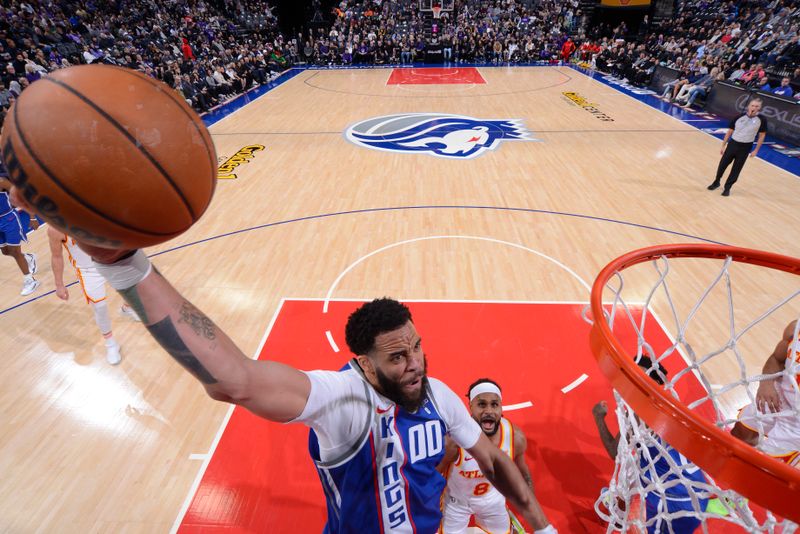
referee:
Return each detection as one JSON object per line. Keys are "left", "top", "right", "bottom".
{"left": 708, "top": 97, "right": 767, "bottom": 196}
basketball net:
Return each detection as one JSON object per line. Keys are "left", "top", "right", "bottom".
{"left": 432, "top": 5, "right": 442, "bottom": 19}
{"left": 588, "top": 245, "right": 800, "bottom": 533}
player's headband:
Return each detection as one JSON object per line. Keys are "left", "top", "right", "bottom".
{"left": 469, "top": 382, "right": 502, "bottom": 402}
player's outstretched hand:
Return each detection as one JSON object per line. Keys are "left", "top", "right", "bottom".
{"left": 592, "top": 400, "right": 608, "bottom": 419}
{"left": 756, "top": 381, "right": 781, "bottom": 413}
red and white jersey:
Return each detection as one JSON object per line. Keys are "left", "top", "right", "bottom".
{"left": 62, "top": 235, "right": 94, "bottom": 271}
{"left": 446, "top": 418, "right": 514, "bottom": 502}
{"left": 788, "top": 329, "right": 800, "bottom": 379}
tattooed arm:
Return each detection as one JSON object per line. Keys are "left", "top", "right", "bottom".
{"left": 2, "top": 179, "right": 312, "bottom": 423}
{"left": 85, "top": 247, "right": 311, "bottom": 423}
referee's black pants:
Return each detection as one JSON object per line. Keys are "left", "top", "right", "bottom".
{"left": 713, "top": 140, "right": 752, "bottom": 191}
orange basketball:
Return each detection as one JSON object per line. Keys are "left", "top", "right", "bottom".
{"left": 0, "top": 64, "right": 217, "bottom": 249}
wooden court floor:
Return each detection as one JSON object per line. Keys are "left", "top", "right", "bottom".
{"left": 1, "top": 66, "right": 798, "bottom": 532}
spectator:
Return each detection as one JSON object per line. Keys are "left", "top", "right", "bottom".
{"left": 728, "top": 62, "right": 748, "bottom": 82}
{"left": 772, "top": 76, "right": 794, "bottom": 97}
{"left": 181, "top": 38, "right": 195, "bottom": 62}
{"left": 0, "top": 0, "right": 293, "bottom": 121}
{"left": 679, "top": 67, "right": 720, "bottom": 108}
{"left": 740, "top": 63, "right": 766, "bottom": 86}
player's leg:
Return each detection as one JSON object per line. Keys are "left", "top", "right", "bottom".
{"left": 81, "top": 267, "right": 124, "bottom": 365}
{"left": 731, "top": 402, "right": 773, "bottom": 446}
{"left": 731, "top": 421, "right": 759, "bottom": 446}
{"left": 472, "top": 493, "right": 512, "bottom": 533}
{"left": 2, "top": 245, "right": 39, "bottom": 295}
{"left": 755, "top": 409, "right": 800, "bottom": 465}
{"left": 440, "top": 493, "right": 472, "bottom": 534}
{"left": 1, "top": 244, "right": 29, "bottom": 274}
{"left": 0, "top": 210, "right": 40, "bottom": 295}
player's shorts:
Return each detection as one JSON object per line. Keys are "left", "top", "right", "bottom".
{"left": 441, "top": 490, "right": 510, "bottom": 534}
{"left": 737, "top": 382, "right": 800, "bottom": 463}
{"left": 15, "top": 209, "right": 43, "bottom": 234}
{"left": 0, "top": 210, "right": 26, "bottom": 247}
{"left": 75, "top": 266, "right": 107, "bottom": 304}
{"left": 645, "top": 496, "right": 706, "bottom": 534}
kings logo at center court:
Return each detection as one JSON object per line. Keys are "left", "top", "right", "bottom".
{"left": 345, "top": 113, "right": 536, "bottom": 159}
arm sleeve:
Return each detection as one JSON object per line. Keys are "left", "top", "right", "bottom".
{"left": 758, "top": 116, "right": 768, "bottom": 133}
{"left": 429, "top": 378, "right": 482, "bottom": 450}
{"left": 728, "top": 116, "right": 738, "bottom": 129}
{"left": 291, "top": 369, "right": 371, "bottom": 457}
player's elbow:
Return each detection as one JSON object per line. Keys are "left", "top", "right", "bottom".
{"left": 205, "top": 384, "right": 237, "bottom": 404}
{"left": 205, "top": 382, "right": 251, "bottom": 406}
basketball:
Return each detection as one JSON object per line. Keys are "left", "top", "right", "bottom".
{"left": 0, "top": 64, "right": 217, "bottom": 249}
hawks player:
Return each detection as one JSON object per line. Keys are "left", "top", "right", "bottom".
{"left": 438, "top": 378, "right": 553, "bottom": 534}
{"left": 732, "top": 320, "right": 800, "bottom": 467}
{"left": 48, "top": 227, "right": 140, "bottom": 365}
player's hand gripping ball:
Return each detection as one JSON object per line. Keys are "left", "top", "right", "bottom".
{"left": 1, "top": 65, "right": 217, "bottom": 249}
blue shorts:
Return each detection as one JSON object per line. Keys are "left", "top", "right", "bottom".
{"left": 645, "top": 496, "right": 707, "bottom": 534}
{"left": 0, "top": 210, "right": 26, "bottom": 247}
{"left": 15, "top": 210, "right": 43, "bottom": 235}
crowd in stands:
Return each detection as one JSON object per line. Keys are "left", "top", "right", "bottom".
{"left": 2, "top": 0, "right": 799, "bottom": 127}
{"left": 0, "top": 0, "right": 294, "bottom": 127}
{"left": 298, "top": 0, "right": 583, "bottom": 66}
{"left": 590, "top": 0, "right": 800, "bottom": 106}
{"left": 295, "top": 0, "right": 798, "bottom": 108}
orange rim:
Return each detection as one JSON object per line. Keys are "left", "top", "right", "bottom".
{"left": 590, "top": 243, "right": 800, "bottom": 523}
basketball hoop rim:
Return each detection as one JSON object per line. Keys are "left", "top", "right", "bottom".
{"left": 590, "top": 243, "right": 800, "bottom": 523}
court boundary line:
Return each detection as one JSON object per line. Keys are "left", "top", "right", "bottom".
{"left": 320, "top": 235, "right": 591, "bottom": 315}
{"left": 311, "top": 297, "right": 647, "bottom": 397}
{"left": 561, "top": 373, "right": 589, "bottom": 393}
{"left": 201, "top": 68, "right": 306, "bottom": 127}
{"left": 169, "top": 298, "right": 287, "bottom": 534}
{"left": 167, "top": 296, "right": 660, "bottom": 531}
{"left": 211, "top": 128, "right": 694, "bottom": 136}
{"left": 0, "top": 205, "right": 728, "bottom": 317}
{"left": 304, "top": 65, "right": 572, "bottom": 98}
{"left": 202, "top": 64, "right": 799, "bottom": 179}
{"left": 567, "top": 65, "right": 800, "bottom": 180}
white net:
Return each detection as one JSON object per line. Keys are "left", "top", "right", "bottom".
{"left": 590, "top": 250, "right": 800, "bottom": 533}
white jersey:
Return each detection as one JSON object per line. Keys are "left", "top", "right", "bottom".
{"left": 60, "top": 233, "right": 108, "bottom": 304}
{"left": 62, "top": 235, "right": 95, "bottom": 270}
{"left": 293, "top": 362, "right": 482, "bottom": 534}
{"left": 738, "top": 330, "right": 800, "bottom": 464}
{"left": 786, "top": 330, "right": 800, "bottom": 387}
{"left": 446, "top": 417, "right": 514, "bottom": 502}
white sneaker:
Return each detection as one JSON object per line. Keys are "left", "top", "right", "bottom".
{"left": 105, "top": 342, "right": 122, "bottom": 365}
{"left": 120, "top": 304, "right": 141, "bottom": 322}
{"left": 21, "top": 277, "right": 40, "bottom": 296}
{"left": 24, "top": 253, "right": 37, "bottom": 274}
